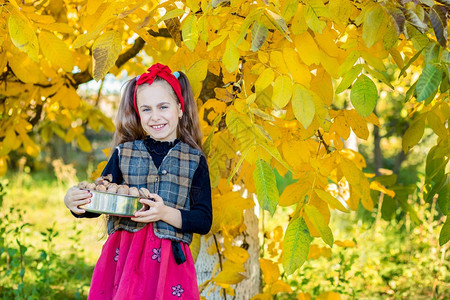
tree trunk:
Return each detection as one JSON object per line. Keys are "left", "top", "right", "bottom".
{"left": 373, "top": 118, "right": 383, "bottom": 176}
{"left": 195, "top": 209, "right": 260, "bottom": 299}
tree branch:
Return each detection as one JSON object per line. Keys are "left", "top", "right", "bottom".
{"left": 72, "top": 28, "right": 172, "bottom": 87}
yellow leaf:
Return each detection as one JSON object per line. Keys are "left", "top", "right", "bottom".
{"left": 331, "top": 114, "right": 350, "bottom": 140}
{"left": 182, "top": 15, "right": 199, "bottom": 51}
{"left": 187, "top": 59, "right": 208, "bottom": 96}
{"left": 251, "top": 294, "right": 272, "bottom": 300}
{"left": 362, "top": 4, "right": 386, "bottom": 47}
{"left": 38, "top": 22, "right": 74, "bottom": 33}
{"left": 329, "top": 0, "right": 354, "bottom": 24}
{"left": 291, "top": 5, "right": 308, "bottom": 35}
{"left": 319, "top": 50, "right": 339, "bottom": 78}
{"left": 298, "top": 292, "right": 312, "bottom": 300}
{"left": 8, "top": 52, "right": 40, "bottom": 84}
{"left": 213, "top": 260, "right": 246, "bottom": 284}
{"left": 334, "top": 239, "right": 356, "bottom": 248}
{"left": 92, "top": 31, "right": 122, "bottom": 81}
{"left": 427, "top": 111, "right": 447, "bottom": 137}
{"left": 272, "top": 75, "right": 293, "bottom": 109}
{"left": 73, "top": 2, "right": 119, "bottom": 48}
{"left": 255, "top": 68, "right": 275, "bottom": 93}
{"left": 402, "top": 118, "right": 425, "bottom": 153}
{"left": 223, "top": 38, "right": 240, "bottom": 73}
{"left": 282, "top": 139, "right": 310, "bottom": 167}
{"left": 370, "top": 181, "right": 396, "bottom": 198}
{"left": 304, "top": 204, "right": 334, "bottom": 247}
{"left": 292, "top": 84, "right": 315, "bottom": 129}
{"left": 77, "top": 134, "right": 92, "bottom": 152}
{"left": 279, "top": 181, "right": 309, "bottom": 207}
{"left": 283, "top": 48, "right": 311, "bottom": 87}
{"left": 39, "top": 31, "right": 73, "bottom": 72}
{"left": 8, "top": 10, "right": 39, "bottom": 62}
{"left": 295, "top": 32, "right": 320, "bottom": 66}
{"left": 314, "top": 189, "right": 348, "bottom": 212}
{"left": 311, "top": 68, "right": 333, "bottom": 106}
{"left": 304, "top": 195, "right": 330, "bottom": 237}
{"left": 87, "top": 0, "right": 104, "bottom": 15}
{"left": 260, "top": 258, "right": 280, "bottom": 285}
{"left": 224, "top": 245, "right": 249, "bottom": 264}
{"left": 312, "top": 94, "right": 331, "bottom": 131}
{"left": 365, "top": 112, "right": 380, "bottom": 127}
{"left": 90, "top": 160, "right": 107, "bottom": 181}
{"left": 270, "top": 280, "right": 292, "bottom": 294}
{"left": 189, "top": 234, "right": 201, "bottom": 263}
{"left": 317, "top": 291, "right": 341, "bottom": 300}
{"left": 58, "top": 87, "right": 81, "bottom": 109}
{"left": 345, "top": 109, "right": 369, "bottom": 140}
{"left": 270, "top": 50, "right": 289, "bottom": 75}
{"left": 340, "top": 158, "right": 361, "bottom": 186}
{"left": 0, "top": 156, "right": 8, "bottom": 176}
{"left": 305, "top": 0, "right": 327, "bottom": 33}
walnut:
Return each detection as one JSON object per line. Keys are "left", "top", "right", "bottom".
{"left": 129, "top": 187, "right": 140, "bottom": 197}
{"left": 117, "top": 185, "right": 129, "bottom": 195}
{"left": 139, "top": 187, "right": 151, "bottom": 199}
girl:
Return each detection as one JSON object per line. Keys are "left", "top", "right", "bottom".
{"left": 64, "top": 63, "right": 212, "bottom": 300}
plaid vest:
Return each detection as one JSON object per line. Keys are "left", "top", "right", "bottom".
{"left": 107, "top": 140, "right": 202, "bottom": 244}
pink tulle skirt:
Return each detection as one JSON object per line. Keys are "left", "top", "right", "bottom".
{"left": 88, "top": 223, "right": 199, "bottom": 300}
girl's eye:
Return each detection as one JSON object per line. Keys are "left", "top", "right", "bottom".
{"left": 161, "top": 106, "right": 168, "bottom": 110}
{"left": 142, "top": 108, "right": 150, "bottom": 112}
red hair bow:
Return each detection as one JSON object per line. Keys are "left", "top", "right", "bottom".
{"left": 133, "top": 63, "right": 185, "bottom": 117}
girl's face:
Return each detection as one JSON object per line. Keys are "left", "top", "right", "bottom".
{"left": 136, "top": 81, "right": 182, "bottom": 142}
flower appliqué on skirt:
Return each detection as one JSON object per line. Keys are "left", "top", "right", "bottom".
{"left": 151, "top": 247, "right": 161, "bottom": 263}
{"left": 114, "top": 248, "right": 119, "bottom": 262}
{"left": 171, "top": 284, "right": 184, "bottom": 297}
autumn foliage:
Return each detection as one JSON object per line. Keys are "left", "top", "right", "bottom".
{"left": 0, "top": 0, "right": 449, "bottom": 298}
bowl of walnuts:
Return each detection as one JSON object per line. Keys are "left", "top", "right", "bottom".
{"left": 77, "top": 175, "right": 152, "bottom": 217}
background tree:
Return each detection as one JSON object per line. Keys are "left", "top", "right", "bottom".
{"left": 1, "top": 0, "right": 449, "bottom": 298}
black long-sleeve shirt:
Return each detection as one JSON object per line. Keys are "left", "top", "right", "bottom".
{"left": 74, "top": 137, "right": 212, "bottom": 235}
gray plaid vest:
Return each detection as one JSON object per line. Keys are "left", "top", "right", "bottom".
{"left": 107, "top": 140, "right": 202, "bottom": 244}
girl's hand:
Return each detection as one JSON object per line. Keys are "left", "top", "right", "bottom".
{"left": 131, "top": 193, "right": 167, "bottom": 223}
{"left": 64, "top": 186, "right": 92, "bottom": 215}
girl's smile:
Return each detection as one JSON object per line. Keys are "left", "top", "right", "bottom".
{"left": 136, "top": 81, "right": 182, "bottom": 142}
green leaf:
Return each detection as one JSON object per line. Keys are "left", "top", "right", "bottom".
{"left": 305, "top": 0, "right": 328, "bottom": 33}
{"left": 437, "top": 183, "right": 448, "bottom": 215}
{"left": 381, "top": 196, "right": 397, "bottom": 221}
{"left": 398, "top": 197, "right": 421, "bottom": 225}
{"left": 304, "top": 204, "right": 334, "bottom": 247}
{"left": 350, "top": 75, "right": 378, "bottom": 117}
{"left": 439, "top": 218, "right": 449, "bottom": 246}
{"left": 182, "top": 15, "right": 199, "bottom": 51}
{"left": 336, "top": 64, "right": 363, "bottom": 94}
{"left": 405, "top": 80, "right": 418, "bottom": 102}
{"left": 282, "top": 217, "right": 312, "bottom": 275}
{"left": 385, "top": 6, "right": 405, "bottom": 35}
{"left": 416, "top": 64, "right": 443, "bottom": 102}
{"left": 364, "top": 64, "right": 394, "bottom": 89}
{"left": 250, "top": 21, "right": 269, "bottom": 52}
{"left": 253, "top": 159, "right": 279, "bottom": 215}
{"left": 156, "top": 8, "right": 185, "bottom": 24}
{"left": 237, "top": 9, "right": 261, "bottom": 46}
{"left": 292, "top": 84, "right": 315, "bottom": 129}
{"left": 429, "top": 5, "right": 448, "bottom": 48}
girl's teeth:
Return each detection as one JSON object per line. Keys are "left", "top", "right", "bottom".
{"left": 152, "top": 125, "right": 165, "bottom": 129}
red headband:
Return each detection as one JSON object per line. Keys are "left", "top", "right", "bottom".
{"left": 133, "top": 63, "right": 185, "bottom": 117}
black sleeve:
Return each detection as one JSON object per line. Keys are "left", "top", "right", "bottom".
{"left": 72, "top": 148, "right": 123, "bottom": 219}
{"left": 179, "top": 156, "right": 212, "bottom": 235}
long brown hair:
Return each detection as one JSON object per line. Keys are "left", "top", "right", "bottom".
{"left": 112, "top": 72, "right": 203, "bottom": 152}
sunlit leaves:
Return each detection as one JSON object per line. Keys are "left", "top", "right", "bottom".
{"left": 272, "top": 75, "right": 293, "bottom": 109}
{"left": 304, "top": 204, "right": 333, "bottom": 247}
{"left": 8, "top": 9, "right": 39, "bottom": 62}
{"left": 39, "top": 31, "right": 73, "bottom": 72}
{"left": 350, "top": 75, "right": 378, "bottom": 117}
{"left": 292, "top": 84, "right": 315, "bottom": 129}
{"left": 223, "top": 39, "right": 240, "bottom": 73}
{"left": 182, "top": 15, "right": 199, "bottom": 51}
{"left": 92, "top": 31, "right": 122, "bottom": 81}
{"left": 282, "top": 217, "right": 312, "bottom": 275}
{"left": 402, "top": 118, "right": 425, "bottom": 153}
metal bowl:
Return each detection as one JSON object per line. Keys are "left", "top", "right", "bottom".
{"left": 81, "top": 190, "right": 143, "bottom": 217}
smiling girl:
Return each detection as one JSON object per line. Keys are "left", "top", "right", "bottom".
{"left": 64, "top": 63, "right": 212, "bottom": 299}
